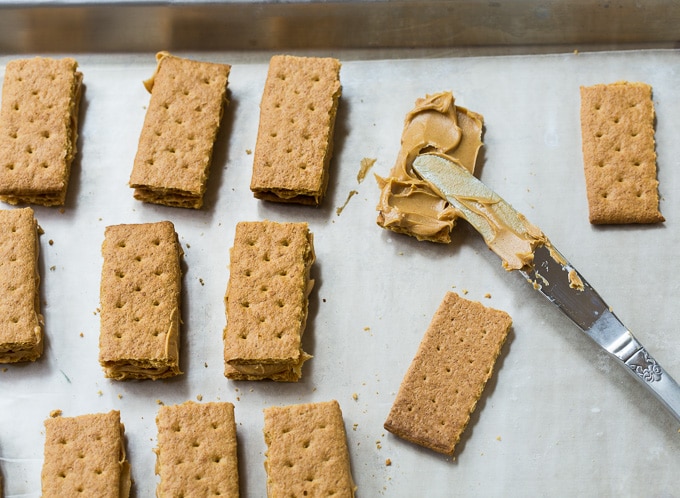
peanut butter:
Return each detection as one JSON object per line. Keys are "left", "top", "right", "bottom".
{"left": 376, "top": 92, "right": 483, "bottom": 243}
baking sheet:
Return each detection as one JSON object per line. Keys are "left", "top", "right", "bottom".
{"left": 1, "top": 49, "right": 680, "bottom": 497}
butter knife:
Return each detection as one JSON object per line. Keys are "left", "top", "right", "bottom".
{"left": 412, "top": 153, "right": 680, "bottom": 424}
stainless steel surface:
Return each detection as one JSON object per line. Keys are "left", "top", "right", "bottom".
{"left": 412, "top": 154, "right": 680, "bottom": 424}
{"left": 1, "top": 0, "right": 680, "bottom": 54}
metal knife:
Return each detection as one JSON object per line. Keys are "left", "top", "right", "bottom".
{"left": 412, "top": 153, "right": 680, "bottom": 424}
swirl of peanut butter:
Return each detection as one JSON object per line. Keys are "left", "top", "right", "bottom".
{"left": 376, "top": 91, "right": 484, "bottom": 243}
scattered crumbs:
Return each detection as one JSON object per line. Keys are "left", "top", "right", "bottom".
{"left": 385, "top": 458, "right": 392, "bottom": 466}
{"left": 246, "top": 149, "right": 252, "bottom": 155}
{"left": 352, "top": 393, "right": 358, "bottom": 401}
{"left": 357, "top": 157, "right": 376, "bottom": 183}
{"left": 2, "top": 368, "right": 7, "bottom": 372}
{"left": 322, "top": 298, "right": 327, "bottom": 303}
{"left": 234, "top": 387, "right": 239, "bottom": 392}
{"left": 204, "top": 362, "right": 208, "bottom": 368}
{"left": 249, "top": 388, "right": 254, "bottom": 393}
{"left": 48, "top": 239, "right": 54, "bottom": 245}
{"left": 98, "top": 217, "right": 103, "bottom": 221}
{"left": 313, "top": 387, "right": 317, "bottom": 392}
{"left": 352, "top": 423, "right": 358, "bottom": 431}
{"left": 49, "top": 266, "right": 56, "bottom": 271}
{"left": 199, "top": 278, "right": 205, "bottom": 286}
{"left": 376, "top": 440, "right": 382, "bottom": 450}
{"left": 484, "top": 293, "right": 491, "bottom": 299}
{"left": 363, "top": 326, "right": 370, "bottom": 332}
{"left": 236, "top": 397, "right": 241, "bottom": 402}
{"left": 335, "top": 190, "right": 359, "bottom": 216}
{"left": 79, "top": 332, "right": 84, "bottom": 338}
{"left": 59, "top": 208, "right": 65, "bottom": 214}
{"left": 186, "top": 243, "right": 191, "bottom": 249}
{"left": 156, "top": 399, "right": 164, "bottom": 406}
{"left": 49, "top": 409, "right": 62, "bottom": 418}
{"left": 573, "top": 49, "right": 579, "bottom": 55}
{"left": 398, "top": 251, "right": 403, "bottom": 256}
{"left": 97, "top": 390, "right": 103, "bottom": 396}
{"left": 462, "top": 289, "right": 469, "bottom": 295}
{"left": 496, "top": 436, "right": 502, "bottom": 441}
{"left": 196, "top": 394, "right": 203, "bottom": 401}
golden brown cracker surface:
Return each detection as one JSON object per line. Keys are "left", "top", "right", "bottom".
{"left": 250, "top": 55, "right": 341, "bottom": 206}
{"left": 155, "top": 401, "right": 239, "bottom": 498}
{"left": 41, "top": 410, "right": 131, "bottom": 498}
{"left": 263, "top": 400, "right": 355, "bottom": 497}
{"left": 130, "top": 52, "right": 230, "bottom": 209}
{"left": 99, "top": 221, "right": 183, "bottom": 380}
{"left": 580, "top": 81, "right": 663, "bottom": 224}
{"left": 223, "top": 220, "right": 314, "bottom": 381}
{"left": 384, "top": 292, "right": 511, "bottom": 455}
{"left": 0, "top": 57, "right": 82, "bottom": 206}
{"left": 0, "top": 207, "right": 43, "bottom": 363}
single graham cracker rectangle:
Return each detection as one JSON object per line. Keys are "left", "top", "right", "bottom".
{"left": 155, "top": 401, "right": 239, "bottom": 498}
{"left": 264, "top": 400, "right": 356, "bottom": 497}
{"left": 99, "top": 221, "right": 183, "bottom": 380}
{"left": 0, "top": 57, "right": 82, "bottom": 206}
{"left": 384, "top": 292, "right": 512, "bottom": 456}
{"left": 0, "top": 207, "right": 43, "bottom": 363}
{"left": 223, "top": 220, "right": 314, "bottom": 381}
{"left": 250, "top": 55, "right": 342, "bottom": 206}
{"left": 129, "top": 52, "right": 230, "bottom": 209}
{"left": 580, "top": 81, "right": 664, "bottom": 224}
{"left": 41, "top": 410, "right": 131, "bottom": 498}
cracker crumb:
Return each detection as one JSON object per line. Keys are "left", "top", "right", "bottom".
{"left": 496, "top": 436, "right": 502, "bottom": 441}
{"left": 363, "top": 326, "right": 370, "bottom": 332}
{"left": 49, "top": 409, "right": 62, "bottom": 418}
{"left": 246, "top": 149, "right": 252, "bottom": 155}
{"left": 97, "top": 390, "right": 103, "bottom": 396}
{"left": 49, "top": 266, "right": 56, "bottom": 271}
{"left": 48, "top": 239, "right": 54, "bottom": 245}
{"left": 118, "top": 394, "right": 123, "bottom": 399}
{"left": 79, "top": 332, "right": 84, "bottom": 338}
{"left": 196, "top": 394, "right": 203, "bottom": 401}
{"left": 484, "top": 293, "right": 491, "bottom": 299}
{"left": 204, "top": 362, "right": 208, "bottom": 368}
{"left": 2, "top": 368, "right": 7, "bottom": 372}
{"left": 385, "top": 458, "right": 392, "bottom": 466}
{"left": 199, "top": 278, "right": 205, "bottom": 286}
{"left": 462, "top": 289, "right": 468, "bottom": 295}
{"left": 156, "top": 399, "right": 164, "bottom": 406}
{"left": 353, "top": 423, "right": 358, "bottom": 431}
{"left": 376, "top": 440, "right": 382, "bottom": 450}
{"left": 352, "top": 393, "right": 358, "bottom": 401}
{"left": 59, "top": 208, "right": 65, "bottom": 214}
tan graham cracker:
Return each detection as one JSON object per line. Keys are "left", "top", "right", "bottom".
{"left": 250, "top": 55, "right": 342, "bottom": 206}
{"left": 384, "top": 292, "right": 512, "bottom": 456}
{"left": 129, "top": 52, "right": 230, "bottom": 209}
{"left": 263, "top": 400, "right": 356, "bottom": 498}
{"left": 580, "top": 81, "right": 664, "bottom": 224}
{"left": 0, "top": 207, "right": 43, "bottom": 363}
{"left": 155, "top": 401, "right": 239, "bottom": 498}
{"left": 0, "top": 57, "right": 82, "bottom": 206}
{"left": 41, "top": 410, "right": 131, "bottom": 498}
{"left": 224, "top": 220, "right": 314, "bottom": 381}
{"left": 99, "top": 221, "right": 183, "bottom": 380}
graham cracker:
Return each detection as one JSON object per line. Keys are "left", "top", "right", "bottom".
{"left": 129, "top": 52, "right": 230, "bottom": 209}
{"left": 250, "top": 55, "right": 342, "bottom": 206}
{"left": 263, "top": 400, "right": 356, "bottom": 497}
{"left": 0, "top": 207, "right": 43, "bottom": 363}
{"left": 0, "top": 57, "right": 82, "bottom": 206}
{"left": 41, "top": 410, "right": 131, "bottom": 498}
{"left": 224, "top": 220, "right": 314, "bottom": 381}
{"left": 155, "top": 401, "right": 239, "bottom": 498}
{"left": 580, "top": 81, "right": 664, "bottom": 224}
{"left": 99, "top": 221, "right": 183, "bottom": 380}
{"left": 384, "top": 292, "right": 512, "bottom": 456}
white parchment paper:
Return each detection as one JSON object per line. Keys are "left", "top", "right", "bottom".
{"left": 1, "top": 49, "right": 680, "bottom": 497}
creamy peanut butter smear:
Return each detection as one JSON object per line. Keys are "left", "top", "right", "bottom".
{"left": 411, "top": 154, "right": 547, "bottom": 271}
{"left": 376, "top": 92, "right": 484, "bottom": 243}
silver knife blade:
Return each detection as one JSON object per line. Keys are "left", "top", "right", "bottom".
{"left": 411, "top": 153, "right": 680, "bottom": 424}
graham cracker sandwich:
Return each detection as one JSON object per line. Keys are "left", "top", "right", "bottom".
{"left": 580, "top": 81, "right": 664, "bottom": 224}
{"left": 223, "top": 220, "right": 314, "bottom": 381}
{"left": 263, "top": 400, "right": 356, "bottom": 497}
{"left": 384, "top": 292, "right": 512, "bottom": 456}
{"left": 0, "top": 207, "right": 43, "bottom": 363}
{"left": 155, "top": 401, "right": 239, "bottom": 498}
{"left": 99, "top": 220, "right": 183, "bottom": 380}
{"left": 0, "top": 57, "right": 83, "bottom": 206}
{"left": 250, "top": 55, "right": 342, "bottom": 206}
{"left": 129, "top": 52, "right": 231, "bottom": 209}
{"left": 41, "top": 410, "right": 131, "bottom": 498}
